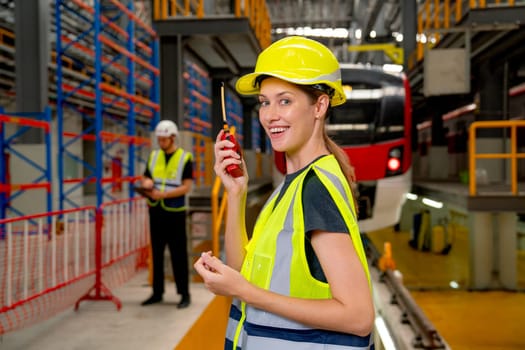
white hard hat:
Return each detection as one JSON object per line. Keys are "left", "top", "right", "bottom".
{"left": 155, "top": 120, "right": 178, "bottom": 137}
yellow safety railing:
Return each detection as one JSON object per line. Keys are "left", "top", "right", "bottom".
{"left": 191, "top": 132, "right": 214, "bottom": 187}
{"left": 348, "top": 43, "right": 404, "bottom": 65}
{"left": 468, "top": 120, "right": 525, "bottom": 195}
{"left": 153, "top": 0, "right": 271, "bottom": 48}
{"left": 210, "top": 126, "right": 237, "bottom": 256}
{"left": 0, "top": 27, "right": 14, "bottom": 48}
{"left": 409, "top": 0, "right": 517, "bottom": 69}
{"left": 211, "top": 173, "right": 228, "bottom": 257}
{"left": 154, "top": 0, "right": 204, "bottom": 18}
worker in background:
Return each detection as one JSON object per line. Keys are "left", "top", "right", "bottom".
{"left": 141, "top": 120, "right": 193, "bottom": 309}
{"left": 195, "top": 36, "right": 374, "bottom": 349}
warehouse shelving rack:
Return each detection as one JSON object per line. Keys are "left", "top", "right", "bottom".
{"left": 182, "top": 58, "right": 212, "bottom": 186}
{"left": 225, "top": 89, "right": 243, "bottom": 147}
{"left": 54, "top": 0, "right": 160, "bottom": 209}
{"left": 0, "top": 108, "right": 52, "bottom": 219}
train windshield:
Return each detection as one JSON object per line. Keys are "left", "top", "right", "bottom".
{"left": 327, "top": 83, "right": 406, "bottom": 146}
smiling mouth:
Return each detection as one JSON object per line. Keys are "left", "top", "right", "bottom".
{"left": 270, "top": 127, "right": 289, "bottom": 134}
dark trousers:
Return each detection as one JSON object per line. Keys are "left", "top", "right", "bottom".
{"left": 148, "top": 208, "right": 189, "bottom": 297}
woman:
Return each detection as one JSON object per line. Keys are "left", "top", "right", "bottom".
{"left": 194, "top": 36, "right": 374, "bottom": 349}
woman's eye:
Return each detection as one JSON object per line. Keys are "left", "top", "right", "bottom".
{"left": 280, "top": 99, "right": 291, "bottom": 105}
{"left": 259, "top": 100, "right": 269, "bottom": 107}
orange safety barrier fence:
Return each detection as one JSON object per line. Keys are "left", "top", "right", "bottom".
{"left": 0, "top": 198, "right": 150, "bottom": 335}
{"left": 0, "top": 206, "right": 96, "bottom": 334}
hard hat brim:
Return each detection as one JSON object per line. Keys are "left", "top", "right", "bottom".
{"left": 236, "top": 72, "right": 346, "bottom": 107}
{"left": 235, "top": 71, "right": 269, "bottom": 96}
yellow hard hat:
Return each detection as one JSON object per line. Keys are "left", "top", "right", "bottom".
{"left": 236, "top": 36, "right": 346, "bottom": 106}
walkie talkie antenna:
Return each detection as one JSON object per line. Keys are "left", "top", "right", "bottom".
{"left": 218, "top": 82, "right": 243, "bottom": 178}
{"left": 221, "top": 82, "right": 228, "bottom": 130}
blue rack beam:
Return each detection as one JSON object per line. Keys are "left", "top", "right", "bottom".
{"left": 0, "top": 108, "right": 52, "bottom": 219}
{"left": 55, "top": 0, "right": 159, "bottom": 210}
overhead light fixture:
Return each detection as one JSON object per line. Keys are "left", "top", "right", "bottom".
{"left": 406, "top": 193, "right": 418, "bottom": 200}
{"left": 383, "top": 64, "right": 403, "bottom": 73}
{"left": 392, "top": 32, "right": 404, "bottom": 42}
{"left": 272, "top": 27, "right": 349, "bottom": 39}
{"left": 422, "top": 197, "right": 443, "bottom": 209}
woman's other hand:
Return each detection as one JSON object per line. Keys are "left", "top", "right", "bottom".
{"left": 194, "top": 251, "right": 249, "bottom": 298}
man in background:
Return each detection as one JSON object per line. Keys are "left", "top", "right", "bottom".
{"left": 141, "top": 120, "right": 193, "bottom": 309}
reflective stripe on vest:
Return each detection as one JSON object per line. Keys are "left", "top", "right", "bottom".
{"left": 146, "top": 148, "right": 191, "bottom": 211}
{"left": 225, "top": 155, "right": 373, "bottom": 350}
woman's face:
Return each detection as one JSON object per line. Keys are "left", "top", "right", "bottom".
{"left": 258, "top": 77, "right": 326, "bottom": 159}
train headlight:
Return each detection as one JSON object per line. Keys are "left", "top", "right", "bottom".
{"left": 386, "top": 146, "right": 403, "bottom": 176}
{"left": 387, "top": 157, "right": 401, "bottom": 172}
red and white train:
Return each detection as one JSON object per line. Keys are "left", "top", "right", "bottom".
{"left": 274, "top": 64, "right": 413, "bottom": 233}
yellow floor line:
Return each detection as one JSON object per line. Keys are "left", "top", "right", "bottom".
{"left": 174, "top": 295, "right": 232, "bottom": 350}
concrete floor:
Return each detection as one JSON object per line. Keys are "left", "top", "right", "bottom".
{"left": 0, "top": 270, "right": 215, "bottom": 350}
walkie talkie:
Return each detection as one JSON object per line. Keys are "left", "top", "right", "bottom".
{"left": 220, "top": 83, "right": 243, "bottom": 178}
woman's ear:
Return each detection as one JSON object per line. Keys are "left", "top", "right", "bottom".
{"left": 315, "top": 94, "right": 330, "bottom": 118}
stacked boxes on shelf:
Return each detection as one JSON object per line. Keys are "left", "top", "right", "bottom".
{"left": 225, "top": 89, "right": 243, "bottom": 147}
{"left": 183, "top": 58, "right": 212, "bottom": 137}
{"left": 251, "top": 115, "right": 262, "bottom": 152}
{"left": 183, "top": 58, "right": 212, "bottom": 185}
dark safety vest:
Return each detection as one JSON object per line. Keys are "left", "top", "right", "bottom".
{"left": 225, "top": 155, "right": 373, "bottom": 350}
{"left": 146, "top": 148, "right": 192, "bottom": 212}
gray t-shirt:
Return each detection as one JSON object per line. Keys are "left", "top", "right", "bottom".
{"left": 274, "top": 156, "right": 349, "bottom": 282}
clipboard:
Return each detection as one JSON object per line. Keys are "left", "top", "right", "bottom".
{"left": 133, "top": 186, "right": 154, "bottom": 198}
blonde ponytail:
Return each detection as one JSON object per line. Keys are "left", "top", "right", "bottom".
{"left": 297, "top": 83, "right": 359, "bottom": 211}
{"left": 323, "top": 134, "right": 355, "bottom": 184}
{"left": 323, "top": 133, "right": 359, "bottom": 213}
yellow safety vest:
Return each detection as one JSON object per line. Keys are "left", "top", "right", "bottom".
{"left": 226, "top": 155, "right": 373, "bottom": 350}
{"left": 146, "top": 148, "right": 192, "bottom": 212}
